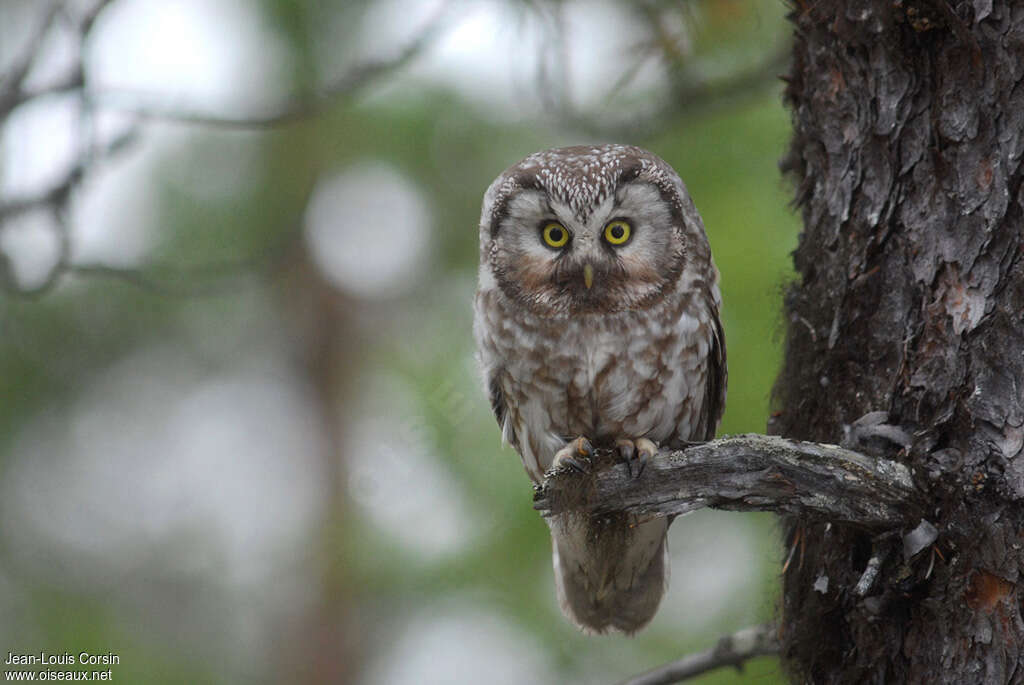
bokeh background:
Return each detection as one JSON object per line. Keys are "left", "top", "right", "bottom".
{"left": 0, "top": 1, "right": 798, "bottom": 683}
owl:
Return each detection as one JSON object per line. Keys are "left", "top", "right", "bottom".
{"left": 473, "top": 144, "right": 726, "bottom": 634}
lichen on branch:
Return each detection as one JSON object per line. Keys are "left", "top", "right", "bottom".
{"left": 533, "top": 434, "right": 925, "bottom": 530}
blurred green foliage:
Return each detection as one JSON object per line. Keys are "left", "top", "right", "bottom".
{"left": 1, "top": 1, "right": 798, "bottom": 683}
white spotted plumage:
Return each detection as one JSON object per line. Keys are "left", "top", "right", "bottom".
{"left": 474, "top": 144, "right": 726, "bottom": 634}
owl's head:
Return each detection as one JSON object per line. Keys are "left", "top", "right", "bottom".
{"left": 479, "top": 144, "right": 712, "bottom": 317}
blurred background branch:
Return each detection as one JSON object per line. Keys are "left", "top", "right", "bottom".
{"left": 0, "top": 1, "right": 111, "bottom": 117}
{"left": 90, "top": 0, "right": 456, "bottom": 128}
{"left": 622, "top": 623, "right": 780, "bottom": 685}
{"left": 0, "top": 0, "right": 791, "bottom": 298}
{"left": 0, "top": 0, "right": 454, "bottom": 298}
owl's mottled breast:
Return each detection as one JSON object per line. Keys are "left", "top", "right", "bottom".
{"left": 475, "top": 270, "right": 720, "bottom": 481}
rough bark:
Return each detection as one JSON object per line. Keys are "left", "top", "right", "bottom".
{"left": 533, "top": 435, "right": 925, "bottom": 529}
{"left": 775, "top": 1, "right": 1024, "bottom": 682}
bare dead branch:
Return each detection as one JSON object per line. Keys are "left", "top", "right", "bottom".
{"left": 3, "top": 213, "right": 301, "bottom": 299}
{"left": 534, "top": 434, "right": 925, "bottom": 530}
{"left": 0, "top": 0, "right": 128, "bottom": 296}
{"left": 7, "top": 72, "right": 84, "bottom": 113}
{"left": 79, "top": 0, "right": 116, "bottom": 34}
{"left": 67, "top": 221, "right": 302, "bottom": 297}
{"left": 619, "top": 623, "right": 779, "bottom": 685}
{"left": 0, "top": 0, "right": 452, "bottom": 297}
{"left": 65, "top": 262, "right": 262, "bottom": 297}
{"left": 0, "top": 3, "right": 62, "bottom": 116}
{"left": 90, "top": 1, "right": 454, "bottom": 128}
{"left": 0, "top": 125, "right": 140, "bottom": 224}
{"left": 665, "top": 45, "right": 792, "bottom": 115}
{"left": 0, "top": 0, "right": 113, "bottom": 118}
{"left": 556, "top": 45, "right": 792, "bottom": 141}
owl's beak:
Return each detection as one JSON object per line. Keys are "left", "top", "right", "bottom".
{"left": 583, "top": 263, "right": 594, "bottom": 290}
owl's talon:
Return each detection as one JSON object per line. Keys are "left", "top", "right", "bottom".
{"left": 616, "top": 438, "right": 657, "bottom": 478}
{"left": 553, "top": 436, "right": 593, "bottom": 474}
{"left": 635, "top": 438, "right": 657, "bottom": 477}
{"left": 615, "top": 439, "right": 637, "bottom": 477}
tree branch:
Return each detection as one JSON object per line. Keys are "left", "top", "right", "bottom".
{"left": 90, "top": 1, "right": 454, "bottom": 128}
{"left": 0, "top": 125, "right": 140, "bottom": 224}
{"left": 554, "top": 45, "right": 791, "bottom": 141}
{"left": 0, "top": 2, "right": 62, "bottom": 117}
{"left": 0, "top": 0, "right": 113, "bottom": 118}
{"left": 0, "top": 1, "right": 452, "bottom": 296}
{"left": 534, "top": 434, "right": 925, "bottom": 530}
{"left": 619, "top": 623, "right": 780, "bottom": 685}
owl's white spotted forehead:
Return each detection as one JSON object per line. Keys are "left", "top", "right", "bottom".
{"left": 481, "top": 144, "right": 692, "bottom": 232}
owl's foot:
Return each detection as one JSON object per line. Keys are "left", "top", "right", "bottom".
{"left": 615, "top": 438, "right": 658, "bottom": 478}
{"left": 552, "top": 437, "right": 593, "bottom": 474}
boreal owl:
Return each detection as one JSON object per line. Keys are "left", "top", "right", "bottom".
{"left": 473, "top": 144, "right": 726, "bottom": 634}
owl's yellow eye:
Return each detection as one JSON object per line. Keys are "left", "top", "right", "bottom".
{"left": 542, "top": 222, "right": 570, "bottom": 248}
{"left": 603, "top": 220, "right": 631, "bottom": 245}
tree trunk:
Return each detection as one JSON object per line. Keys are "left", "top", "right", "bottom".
{"left": 775, "top": 1, "right": 1024, "bottom": 682}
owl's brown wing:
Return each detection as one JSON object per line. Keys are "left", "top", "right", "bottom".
{"left": 699, "top": 303, "right": 728, "bottom": 441}
{"left": 488, "top": 369, "right": 520, "bottom": 449}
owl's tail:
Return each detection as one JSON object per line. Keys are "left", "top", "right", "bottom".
{"left": 550, "top": 513, "right": 669, "bottom": 634}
